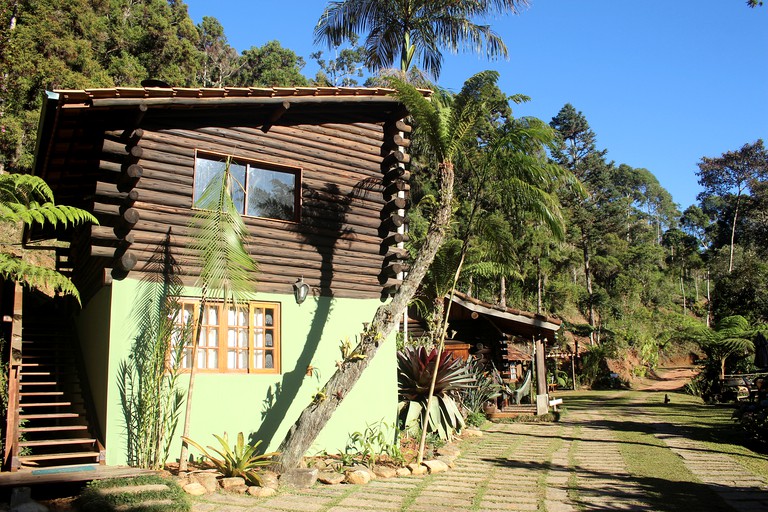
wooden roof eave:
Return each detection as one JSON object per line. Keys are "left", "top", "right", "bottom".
{"left": 450, "top": 295, "right": 561, "bottom": 336}
{"left": 79, "top": 95, "right": 408, "bottom": 110}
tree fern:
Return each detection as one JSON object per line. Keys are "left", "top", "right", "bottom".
{"left": 0, "top": 173, "right": 97, "bottom": 303}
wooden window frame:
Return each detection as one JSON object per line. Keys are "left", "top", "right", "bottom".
{"left": 175, "top": 299, "right": 281, "bottom": 374}
{"left": 192, "top": 150, "right": 302, "bottom": 223}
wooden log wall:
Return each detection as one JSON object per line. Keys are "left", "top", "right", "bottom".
{"left": 78, "top": 108, "right": 412, "bottom": 301}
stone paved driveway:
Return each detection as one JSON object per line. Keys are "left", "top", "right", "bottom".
{"left": 192, "top": 392, "right": 768, "bottom": 512}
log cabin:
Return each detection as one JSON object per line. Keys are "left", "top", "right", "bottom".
{"left": 4, "top": 85, "right": 423, "bottom": 471}
{"left": 405, "top": 291, "right": 562, "bottom": 416}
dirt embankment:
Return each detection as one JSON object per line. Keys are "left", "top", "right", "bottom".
{"left": 633, "top": 367, "right": 699, "bottom": 392}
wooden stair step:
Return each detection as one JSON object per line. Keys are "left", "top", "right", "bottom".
{"left": 19, "top": 451, "right": 100, "bottom": 462}
{"left": 19, "top": 412, "right": 80, "bottom": 420}
{"left": 19, "top": 438, "right": 96, "bottom": 448}
{"left": 19, "top": 381, "right": 59, "bottom": 387}
{"left": 20, "top": 391, "right": 65, "bottom": 397}
{"left": 19, "top": 401, "right": 74, "bottom": 408}
{"left": 20, "top": 425, "right": 88, "bottom": 433}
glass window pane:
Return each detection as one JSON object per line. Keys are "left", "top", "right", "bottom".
{"left": 230, "top": 161, "right": 246, "bottom": 214}
{"left": 265, "top": 352, "right": 273, "bottom": 369}
{"left": 265, "top": 310, "right": 274, "bottom": 326}
{"left": 208, "top": 328, "right": 218, "bottom": 347}
{"left": 238, "top": 330, "right": 247, "bottom": 348}
{"left": 193, "top": 158, "right": 226, "bottom": 207}
{"left": 227, "top": 328, "right": 236, "bottom": 347}
{"left": 239, "top": 351, "right": 247, "bottom": 369}
{"left": 208, "top": 350, "right": 218, "bottom": 368}
{"left": 265, "top": 331, "right": 273, "bottom": 347}
{"left": 246, "top": 167, "right": 296, "bottom": 220}
{"left": 254, "top": 331, "right": 263, "bottom": 348}
{"left": 254, "top": 308, "right": 263, "bottom": 326}
{"left": 207, "top": 306, "right": 218, "bottom": 325}
{"left": 228, "top": 349, "right": 236, "bottom": 369}
{"left": 253, "top": 351, "right": 264, "bottom": 369}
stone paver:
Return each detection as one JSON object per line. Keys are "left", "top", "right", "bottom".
{"left": 191, "top": 392, "right": 768, "bottom": 512}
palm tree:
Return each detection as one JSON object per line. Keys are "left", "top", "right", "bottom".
{"left": 414, "top": 110, "right": 580, "bottom": 463}
{"left": 0, "top": 173, "right": 96, "bottom": 302}
{"left": 178, "top": 157, "right": 258, "bottom": 471}
{"left": 314, "top": 0, "right": 529, "bottom": 78}
{"left": 272, "top": 71, "right": 497, "bottom": 472}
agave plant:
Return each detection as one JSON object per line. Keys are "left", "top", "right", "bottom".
{"left": 397, "top": 347, "right": 475, "bottom": 440}
{"left": 458, "top": 357, "right": 502, "bottom": 414}
{"left": 181, "top": 432, "right": 278, "bottom": 486}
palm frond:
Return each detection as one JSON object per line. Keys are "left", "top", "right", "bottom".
{"left": 190, "top": 159, "right": 258, "bottom": 301}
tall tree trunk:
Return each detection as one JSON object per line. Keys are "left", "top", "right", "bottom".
{"left": 178, "top": 294, "right": 206, "bottom": 471}
{"left": 694, "top": 271, "right": 700, "bottom": 302}
{"left": 272, "top": 162, "right": 455, "bottom": 472}
{"left": 706, "top": 269, "right": 712, "bottom": 328}
{"left": 500, "top": 275, "right": 506, "bottom": 307}
{"left": 680, "top": 274, "right": 686, "bottom": 314}
{"left": 581, "top": 229, "right": 595, "bottom": 345}
{"left": 728, "top": 199, "right": 740, "bottom": 274}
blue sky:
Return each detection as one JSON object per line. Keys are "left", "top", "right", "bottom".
{"left": 183, "top": 0, "right": 767, "bottom": 211}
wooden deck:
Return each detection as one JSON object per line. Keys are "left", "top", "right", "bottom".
{"left": 0, "top": 465, "right": 158, "bottom": 487}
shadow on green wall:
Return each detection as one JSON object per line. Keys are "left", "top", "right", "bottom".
{"left": 250, "top": 183, "right": 352, "bottom": 448}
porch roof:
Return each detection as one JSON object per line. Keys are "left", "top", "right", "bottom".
{"left": 450, "top": 291, "right": 562, "bottom": 341}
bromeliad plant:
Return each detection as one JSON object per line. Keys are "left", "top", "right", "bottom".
{"left": 181, "top": 432, "right": 278, "bottom": 486}
{"left": 397, "top": 346, "right": 474, "bottom": 440}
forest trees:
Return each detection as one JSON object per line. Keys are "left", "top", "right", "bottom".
{"left": 696, "top": 140, "right": 768, "bottom": 274}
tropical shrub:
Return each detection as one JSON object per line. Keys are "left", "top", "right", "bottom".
{"left": 465, "top": 411, "right": 487, "bottom": 428}
{"left": 733, "top": 402, "right": 768, "bottom": 451}
{"left": 458, "top": 356, "right": 501, "bottom": 414}
{"left": 119, "top": 239, "right": 190, "bottom": 469}
{"left": 339, "top": 421, "right": 404, "bottom": 468}
{"left": 397, "top": 346, "right": 474, "bottom": 440}
{"left": 181, "top": 433, "right": 278, "bottom": 486}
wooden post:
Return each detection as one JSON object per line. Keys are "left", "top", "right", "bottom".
{"left": 534, "top": 336, "right": 548, "bottom": 415}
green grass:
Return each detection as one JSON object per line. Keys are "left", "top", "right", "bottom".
{"left": 562, "top": 389, "right": 767, "bottom": 511}
{"left": 77, "top": 475, "right": 190, "bottom": 512}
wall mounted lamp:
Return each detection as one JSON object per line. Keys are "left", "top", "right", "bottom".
{"left": 293, "top": 277, "right": 310, "bottom": 304}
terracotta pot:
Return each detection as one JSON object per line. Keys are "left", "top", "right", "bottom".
{"left": 482, "top": 402, "right": 497, "bottom": 414}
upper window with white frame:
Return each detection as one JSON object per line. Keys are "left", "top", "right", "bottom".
{"left": 193, "top": 152, "right": 300, "bottom": 222}
{"left": 174, "top": 300, "right": 281, "bottom": 374}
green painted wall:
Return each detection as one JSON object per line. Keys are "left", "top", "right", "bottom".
{"left": 103, "top": 278, "right": 397, "bottom": 466}
{"left": 75, "top": 287, "right": 112, "bottom": 442}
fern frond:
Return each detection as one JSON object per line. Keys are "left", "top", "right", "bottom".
{"left": 0, "top": 253, "right": 81, "bottom": 303}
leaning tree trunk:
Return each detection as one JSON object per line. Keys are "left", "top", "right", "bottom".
{"left": 272, "top": 162, "right": 455, "bottom": 472}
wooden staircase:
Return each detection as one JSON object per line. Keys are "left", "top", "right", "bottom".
{"left": 7, "top": 293, "right": 104, "bottom": 471}
{"left": 487, "top": 404, "right": 537, "bottom": 420}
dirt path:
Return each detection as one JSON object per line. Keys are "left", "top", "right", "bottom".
{"left": 634, "top": 366, "right": 699, "bottom": 391}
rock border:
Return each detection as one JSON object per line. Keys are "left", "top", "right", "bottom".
{"left": 176, "top": 428, "right": 481, "bottom": 496}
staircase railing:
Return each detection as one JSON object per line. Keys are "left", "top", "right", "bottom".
{"left": 3, "top": 283, "right": 23, "bottom": 471}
